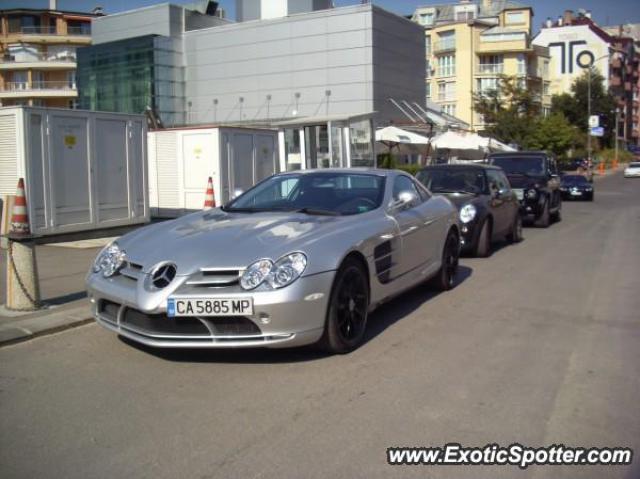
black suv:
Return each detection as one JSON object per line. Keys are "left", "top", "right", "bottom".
{"left": 487, "top": 152, "right": 562, "bottom": 227}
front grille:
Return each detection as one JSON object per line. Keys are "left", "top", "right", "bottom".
{"left": 122, "top": 308, "right": 210, "bottom": 336}
{"left": 202, "top": 317, "right": 262, "bottom": 336}
{"left": 186, "top": 269, "right": 241, "bottom": 287}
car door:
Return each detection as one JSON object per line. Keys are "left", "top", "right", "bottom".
{"left": 486, "top": 169, "right": 511, "bottom": 237}
{"left": 495, "top": 169, "right": 519, "bottom": 233}
{"left": 389, "top": 175, "right": 431, "bottom": 277}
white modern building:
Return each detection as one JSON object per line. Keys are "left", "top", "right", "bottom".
{"left": 533, "top": 10, "right": 613, "bottom": 95}
{"left": 78, "top": 0, "right": 426, "bottom": 170}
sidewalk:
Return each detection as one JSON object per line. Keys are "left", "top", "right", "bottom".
{"left": 0, "top": 240, "right": 107, "bottom": 346}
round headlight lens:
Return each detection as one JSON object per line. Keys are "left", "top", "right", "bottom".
{"left": 526, "top": 188, "right": 538, "bottom": 199}
{"left": 240, "top": 259, "right": 273, "bottom": 290}
{"left": 459, "top": 204, "right": 477, "bottom": 224}
{"left": 268, "top": 253, "right": 307, "bottom": 289}
{"left": 93, "top": 243, "right": 126, "bottom": 277}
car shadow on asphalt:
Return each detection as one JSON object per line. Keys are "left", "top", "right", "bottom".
{"left": 120, "top": 265, "right": 473, "bottom": 364}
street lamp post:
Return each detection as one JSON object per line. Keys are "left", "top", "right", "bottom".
{"left": 577, "top": 53, "right": 610, "bottom": 164}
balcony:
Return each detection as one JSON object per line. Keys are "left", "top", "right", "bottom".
{"left": 0, "top": 81, "right": 77, "bottom": 99}
{"left": 477, "top": 64, "right": 504, "bottom": 75}
{"left": 4, "top": 26, "right": 92, "bottom": 45}
{"left": 433, "top": 39, "right": 456, "bottom": 54}
{"left": 0, "top": 53, "right": 76, "bottom": 70}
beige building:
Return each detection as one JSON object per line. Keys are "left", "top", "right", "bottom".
{"left": 411, "top": 0, "right": 551, "bottom": 131}
{"left": 0, "top": 2, "right": 100, "bottom": 108}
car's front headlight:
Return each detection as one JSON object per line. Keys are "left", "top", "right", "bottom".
{"left": 240, "top": 253, "right": 307, "bottom": 290}
{"left": 240, "top": 259, "right": 273, "bottom": 290}
{"left": 526, "top": 188, "right": 538, "bottom": 199}
{"left": 459, "top": 204, "right": 477, "bottom": 224}
{"left": 92, "top": 243, "right": 126, "bottom": 277}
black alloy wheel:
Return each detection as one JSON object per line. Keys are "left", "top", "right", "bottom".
{"left": 430, "top": 231, "right": 459, "bottom": 291}
{"left": 320, "top": 258, "right": 369, "bottom": 354}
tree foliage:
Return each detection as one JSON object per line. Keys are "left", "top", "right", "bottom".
{"left": 551, "top": 68, "right": 617, "bottom": 148}
{"left": 473, "top": 75, "right": 577, "bottom": 157}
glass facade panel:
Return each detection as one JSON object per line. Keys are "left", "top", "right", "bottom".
{"left": 284, "top": 128, "right": 302, "bottom": 171}
{"left": 77, "top": 35, "right": 185, "bottom": 126}
{"left": 349, "top": 119, "right": 374, "bottom": 167}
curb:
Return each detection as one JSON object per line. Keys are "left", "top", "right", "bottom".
{"left": 0, "top": 304, "right": 93, "bottom": 347}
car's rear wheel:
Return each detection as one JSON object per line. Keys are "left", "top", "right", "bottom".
{"left": 319, "top": 258, "right": 369, "bottom": 354}
{"left": 430, "top": 230, "right": 459, "bottom": 291}
{"left": 507, "top": 213, "right": 523, "bottom": 243}
{"left": 474, "top": 219, "right": 492, "bottom": 257}
{"left": 535, "top": 198, "right": 550, "bottom": 228}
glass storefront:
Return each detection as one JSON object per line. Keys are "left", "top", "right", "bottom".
{"left": 279, "top": 117, "right": 375, "bottom": 170}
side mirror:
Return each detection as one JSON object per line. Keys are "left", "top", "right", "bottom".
{"left": 390, "top": 191, "right": 418, "bottom": 211}
{"left": 232, "top": 188, "right": 244, "bottom": 199}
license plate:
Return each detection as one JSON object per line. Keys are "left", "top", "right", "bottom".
{"left": 571, "top": 191, "right": 582, "bottom": 196}
{"left": 167, "top": 298, "right": 253, "bottom": 317}
{"left": 514, "top": 189, "right": 524, "bottom": 200}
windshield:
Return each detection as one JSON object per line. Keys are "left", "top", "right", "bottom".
{"left": 630, "top": 163, "right": 640, "bottom": 168}
{"left": 562, "top": 175, "right": 589, "bottom": 185}
{"left": 223, "top": 172, "right": 386, "bottom": 215}
{"left": 416, "top": 169, "right": 486, "bottom": 195}
{"left": 490, "top": 156, "right": 546, "bottom": 176}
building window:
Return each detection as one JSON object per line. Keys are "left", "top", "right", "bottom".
{"left": 425, "top": 35, "right": 431, "bottom": 57}
{"left": 442, "top": 104, "right": 457, "bottom": 117}
{"left": 438, "top": 82, "right": 456, "bottom": 102}
{"left": 426, "top": 82, "right": 431, "bottom": 100}
{"left": 517, "top": 54, "right": 527, "bottom": 75}
{"left": 419, "top": 12, "right": 434, "bottom": 26}
{"left": 505, "top": 11, "right": 525, "bottom": 24}
{"left": 437, "top": 30, "right": 456, "bottom": 51}
{"left": 478, "top": 54, "right": 504, "bottom": 74}
{"left": 543, "top": 82, "right": 550, "bottom": 96}
{"left": 516, "top": 77, "right": 527, "bottom": 89}
{"left": 477, "top": 77, "right": 500, "bottom": 95}
{"left": 438, "top": 55, "right": 456, "bottom": 77}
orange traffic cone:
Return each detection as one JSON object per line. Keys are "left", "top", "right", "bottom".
{"left": 204, "top": 177, "right": 216, "bottom": 209}
{"left": 10, "top": 178, "right": 30, "bottom": 235}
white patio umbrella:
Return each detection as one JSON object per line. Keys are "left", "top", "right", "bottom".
{"left": 375, "top": 126, "right": 431, "bottom": 146}
{"left": 430, "top": 130, "right": 484, "bottom": 150}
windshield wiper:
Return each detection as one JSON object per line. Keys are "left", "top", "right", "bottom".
{"left": 295, "top": 207, "right": 341, "bottom": 216}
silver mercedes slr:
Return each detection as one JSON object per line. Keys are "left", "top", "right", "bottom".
{"left": 86, "top": 169, "right": 460, "bottom": 353}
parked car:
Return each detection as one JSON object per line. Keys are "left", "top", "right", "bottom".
{"left": 488, "top": 152, "right": 562, "bottom": 228}
{"left": 416, "top": 164, "right": 522, "bottom": 257}
{"left": 624, "top": 162, "right": 640, "bottom": 178}
{"left": 560, "top": 175, "right": 594, "bottom": 201}
{"left": 86, "top": 169, "right": 460, "bottom": 354}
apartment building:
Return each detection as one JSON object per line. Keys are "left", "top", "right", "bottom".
{"left": 0, "top": 1, "right": 100, "bottom": 108}
{"left": 535, "top": 10, "right": 639, "bottom": 146}
{"left": 411, "top": 0, "right": 551, "bottom": 131}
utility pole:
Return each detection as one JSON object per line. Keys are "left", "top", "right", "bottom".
{"left": 587, "top": 67, "right": 592, "bottom": 163}
{"left": 615, "top": 107, "right": 619, "bottom": 164}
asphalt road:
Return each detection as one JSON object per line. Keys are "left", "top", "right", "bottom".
{"left": 1, "top": 173, "right": 639, "bottom": 479}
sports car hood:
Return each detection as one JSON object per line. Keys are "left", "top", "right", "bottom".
{"left": 116, "top": 209, "right": 348, "bottom": 275}
{"left": 506, "top": 174, "right": 545, "bottom": 189}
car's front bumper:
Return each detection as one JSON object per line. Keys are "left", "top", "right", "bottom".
{"left": 86, "top": 271, "right": 335, "bottom": 349}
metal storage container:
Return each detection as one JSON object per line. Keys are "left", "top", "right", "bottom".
{"left": 147, "top": 126, "right": 279, "bottom": 217}
{"left": 0, "top": 106, "right": 148, "bottom": 236}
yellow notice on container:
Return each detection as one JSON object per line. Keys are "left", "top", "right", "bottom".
{"left": 64, "top": 135, "right": 77, "bottom": 148}
{"left": 194, "top": 146, "right": 202, "bottom": 158}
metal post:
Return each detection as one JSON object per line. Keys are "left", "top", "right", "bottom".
{"left": 615, "top": 107, "right": 619, "bottom": 165}
{"left": 587, "top": 68, "right": 591, "bottom": 163}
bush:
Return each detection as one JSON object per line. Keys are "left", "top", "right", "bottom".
{"left": 596, "top": 148, "right": 634, "bottom": 166}
{"left": 376, "top": 154, "right": 422, "bottom": 176}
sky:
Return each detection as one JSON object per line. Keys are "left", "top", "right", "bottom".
{"left": 5, "top": 0, "right": 640, "bottom": 31}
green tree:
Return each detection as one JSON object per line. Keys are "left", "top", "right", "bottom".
{"left": 527, "top": 113, "right": 577, "bottom": 158}
{"left": 473, "top": 75, "right": 541, "bottom": 148}
{"left": 551, "top": 68, "right": 617, "bottom": 147}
